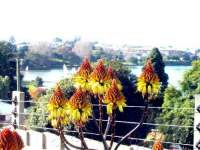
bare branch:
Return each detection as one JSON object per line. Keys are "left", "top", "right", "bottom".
{"left": 78, "top": 127, "right": 89, "bottom": 149}
{"left": 114, "top": 102, "right": 149, "bottom": 150}
{"left": 92, "top": 111, "right": 109, "bottom": 150}
{"left": 109, "top": 112, "right": 116, "bottom": 150}
{"left": 98, "top": 95, "right": 104, "bottom": 134}
{"left": 103, "top": 116, "right": 112, "bottom": 139}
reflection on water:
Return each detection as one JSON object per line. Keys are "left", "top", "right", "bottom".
{"left": 22, "top": 66, "right": 191, "bottom": 88}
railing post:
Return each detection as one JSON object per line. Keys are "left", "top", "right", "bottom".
{"left": 60, "top": 139, "right": 64, "bottom": 150}
{"left": 42, "top": 133, "right": 47, "bottom": 149}
{"left": 12, "top": 91, "right": 25, "bottom": 129}
{"left": 26, "top": 131, "right": 30, "bottom": 146}
{"left": 194, "top": 94, "right": 200, "bottom": 149}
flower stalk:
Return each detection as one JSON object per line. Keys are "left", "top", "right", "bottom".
{"left": 46, "top": 58, "right": 161, "bottom": 150}
{"left": 109, "top": 111, "right": 116, "bottom": 150}
{"left": 114, "top": 59, "right": 160, "bottom": 150}
{"left": 98, "top": 94, "right": 104, "bottom": 134}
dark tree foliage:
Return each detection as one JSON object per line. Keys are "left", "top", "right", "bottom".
{"left": 0, "top": 41, "right": 17, "bottom": 98}
{"left": 147, "top": 47, "right": 169, "bottom": 106}
{"left": 0, "top": 41, "right": 30, "bottom": 105}
{"left": 35, "top": 77, "right": 43, "bottom": 87}
{"left": 181, "top": 60, "right": 200, "bottom": 95}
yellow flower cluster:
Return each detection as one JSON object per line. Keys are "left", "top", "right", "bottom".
{"left": 67, "top": 88, "right": 92, "bottom": 127}
{"left": 89, "top": 59, "right": 110, "bottom": 94}
{"left": 73, "top": 58, "right": 122, "bottom": 95}
{"left": 103, "top": 79, "right": 126, "bottom": 114}
{"left": 47, "top": 85, "right": 69, "bottom": 128}
{"left": 73, "top": 58, "right": 92, "bottom": 91}
{"left": 137, "top": 59, "right": 160, "bottom": 97}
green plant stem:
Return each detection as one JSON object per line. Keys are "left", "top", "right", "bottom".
{"left": 92, "top": 111, "right": 109, "bottom": 150}
{"left": 103, "top": 116, "right": 112, "bottom": 139}
{"left": 114, "top": 102, "right": 149, "bottom": 150}
{"left": 59, "top": 125, "right": 90, "bottom": 150}
{"left": 109, "top": 111, "right": 116, "bottom": 150}
{"left": 98, "top": 95, "right": 103, "bottom": 134}
{"left": 78, "top": 127, "right": 89, "bottom": 149}
{"left": 59, "top": 129, "right": 70, "bottom": 150}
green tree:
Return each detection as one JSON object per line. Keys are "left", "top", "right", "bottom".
{"left": 155, "top": 59, "right": 200, "bottom": 149}
{"left": 127, "top": 56, "right": 138, "bottom": 65}
{"left": 91, "top": 49, "right": 113, "bottom": 62}
{"left": 147, "top": 47, "right": 168, "bottom": 106}
{"left": 155, "top": 86, "right": 194, "bottom": 149}
{"left": 0, "top": 41, "right": 17, "bottom": 98}
{"left": 35, "top": 77, "right": 43, "bottom": 87}
{"left": 148, "top": 47, "right": 168, "bottom": 93}
{"left": 0, "top": 76, "right": 10, "bottom": 99}
{"left": 181, "top": 60, "right": 200, "bottom": 95}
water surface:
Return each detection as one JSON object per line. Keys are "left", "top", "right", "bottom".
{"left": 22, "top": 66, "right": 191, "bottom": 88}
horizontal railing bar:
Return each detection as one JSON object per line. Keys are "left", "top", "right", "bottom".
{"left": 0, "top": 123, "right": 193, "bottom": 147}
{"left": 0, "top": 99, "right": 195, "bottom": 110}
{"left": 9, "top": 112, "right": 194, "bottom": 128}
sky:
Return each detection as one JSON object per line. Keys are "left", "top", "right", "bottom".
{"left": 0, "top": 0, "right": 200, "bottom": 48}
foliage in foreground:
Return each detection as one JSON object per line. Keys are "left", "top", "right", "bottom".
{"left": 181, "top": 59, "right": 200, "bottom": 95}
{"left": 156, "top": 86, "right": 194, "bottom": 147}
{"left": 155, "top": 59, "right": 200, "bottom": 149}
{"left": 27, "top": 78, "right": 75, "bottom": 129}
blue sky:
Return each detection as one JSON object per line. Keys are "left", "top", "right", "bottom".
{"left": 0, "top": 0, "right": 200, "bottom": 48}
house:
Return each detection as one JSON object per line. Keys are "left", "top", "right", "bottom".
{"left": 0, "top": 102, "right": 12, "bottom": 124}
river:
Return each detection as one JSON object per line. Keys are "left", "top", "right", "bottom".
{"left": 22, "top": 66, "right": 192, "bottom": 88}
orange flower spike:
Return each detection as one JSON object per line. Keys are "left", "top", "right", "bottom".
{"left": 49, "top": 85, "right": 66, "bottom": 106}
{"left": 106, "top": 66, "right": 122, "bottom": 90}
{"left": 12, "top": 131, "right": 24, "bottom": 150}
{"left": 76, "top": 58, "right": 93, "bottom": 79}
{"left": 90, "top": 59, "right": 107, "bottom": 81}
{"left": 73, "top": 58, "right": 93, "bottom": 91}
{"left": 104, "top": 79, "right": 126, "bottom": 114}
{"left": 69, "top": 88, "right": 88, "bottom": 108}
{"left": 89, "top": 59, "right": 110, "bottom": 94}
{"left": 106, "top": 66, "right": 115, "bottom": 79}
{"left": 0, "top": 128, "right": 22, "bottom": 150}
{"left": 142, "top": 59, "right": 155, "bottom": 83}
{"left": 152, "top": 141, "right": 164, "bottom": 150}
{"left": 137, "top": 59, "right": 160, "bottom": 97}
{"left": 47, "top": 85, "right": 69, "bottom": 128}
{"left": 67, "top": 88, "right": 92, "bottom": 126}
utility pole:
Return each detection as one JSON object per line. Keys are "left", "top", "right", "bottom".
{"left": 16, "top": 58, "right": 20, "bottom": 91}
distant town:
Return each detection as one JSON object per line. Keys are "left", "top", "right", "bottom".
{"left": 14, "top": 37, "right": 200, "bottom": 69}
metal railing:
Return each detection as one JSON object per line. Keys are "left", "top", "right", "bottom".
{"left": 0, "top": 96, "right": 195, "bottom": 149}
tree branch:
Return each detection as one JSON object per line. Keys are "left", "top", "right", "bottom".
{"left": 78, "top": 127, "right": 89, "bottom": 149}
{"left": 92, "top": 111, "right": 109, "bottom": 150}
{"left": 98, "top": 95, "right": 103, "bottom": 134}
{"left": 103, "top": 116, "right": 112, "bottom": 139}
{"left": 109, "top": 112, "right": 116, "bottom": 150}
{"left": 59, "top": 129, "right": 70, "bottom": 150}
{"left": 114, "top": 102, "right": 149, "bottom": 150}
